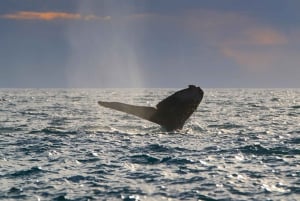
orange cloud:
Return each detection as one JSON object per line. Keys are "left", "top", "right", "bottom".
{"left": 221, "top": 47, "right": 277, "bottom": 72}
{"left": 1, "top": 11, "right": 110, "bottom": 21}
{"left": 220, "top": 28, "right": 289, "bottom": 72}
{"left": 244, "top": 28, "right": 287, "bottom": 45}
{"left": 178, "top": 9, "right": 290, "bottom": 72}
{"left": 128, "top": 9, "right": 297, "bottom": 76}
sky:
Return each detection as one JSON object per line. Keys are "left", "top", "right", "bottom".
{"left": 0, "top": 0, "right": 299, "bottom": 88}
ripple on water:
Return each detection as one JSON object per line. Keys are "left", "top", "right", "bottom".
{"left": 239, "top": 144, "right": 300, "bottom": 156}
{"left": 8, "top": 166, "right": 44, "bottom": 178}
{"left": 1, "top": 88, "right": 299, "bottom": 200}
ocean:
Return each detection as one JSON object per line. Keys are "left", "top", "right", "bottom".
{"left": 0, "top": 88, "right": 299, "bottom": 201}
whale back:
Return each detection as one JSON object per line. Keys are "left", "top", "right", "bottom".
{"left": 151, "top": 85, "right": 204, "bottom": 130}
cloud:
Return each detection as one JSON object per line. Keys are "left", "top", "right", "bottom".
{"left": 219, "top": 27, "right": 289, "bottom": 72}
{"left": 1, "top": 11, "right": 111, "bottom": 21}
{"left": 221, "top": 27, "right": 288, "bottom": 47}
{"left": 221, "top": 47, "right": 278, "bottom": 72}
{"left": 218, "top": 26, "right": 289, "bottom": 72}
{"left": 243, "top": 28, "right": 288, "bottom": 46}
{"left": 176, "top": 9, "right": 293, "bottom": 73}
{"left": 181, "top": 9, "right": 288, "bottom": 45}
{"left": 121, "top": 9, "right": 296, "bottom": 76}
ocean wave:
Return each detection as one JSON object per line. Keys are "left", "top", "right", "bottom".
{"left": 1, "top": 88, "right": 299, "bottom": 200}
{"left": 239, "top": 144, "right": 300, "bottom": 156}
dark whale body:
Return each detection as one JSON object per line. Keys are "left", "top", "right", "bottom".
{"left": 98, "top": 85, "right": 204, "bottom": 131}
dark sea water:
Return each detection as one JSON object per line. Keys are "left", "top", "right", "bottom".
{"left": 0, "top": 88, "right": 299, "bottom": 201}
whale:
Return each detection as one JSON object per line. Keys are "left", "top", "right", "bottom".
{"left": 98, "top": 85, "right": 204, "bottom": 131}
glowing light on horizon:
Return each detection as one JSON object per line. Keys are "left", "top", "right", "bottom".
{"left": 1, "top": 11, "right": 110, "bottom": 21}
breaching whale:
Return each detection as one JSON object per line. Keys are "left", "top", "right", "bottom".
{"left": 98, "top": 85, "right": 204, "bottom": 131}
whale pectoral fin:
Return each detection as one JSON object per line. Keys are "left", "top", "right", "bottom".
{"left": 98, "top": 101, "right": 157, "bottom": 123}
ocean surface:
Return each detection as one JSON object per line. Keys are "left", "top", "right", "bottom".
{"left": 0, "top": 88, "right": 299, "bottom": 201}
